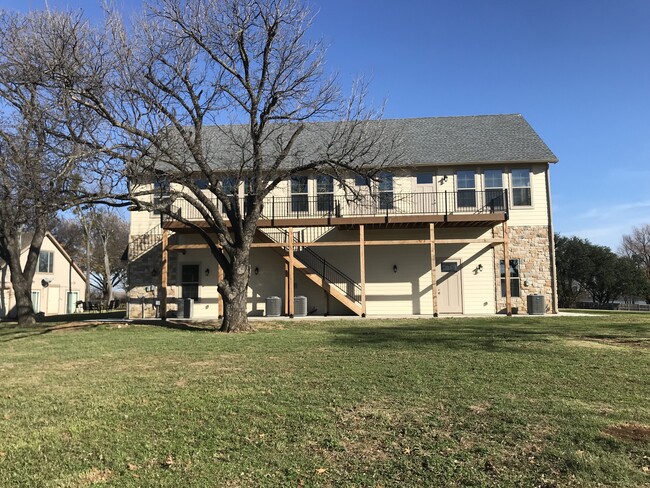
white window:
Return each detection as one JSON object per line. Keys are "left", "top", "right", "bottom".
{"left": 484, "top": 169, "right": 505, "bottom": 210}
{"left": 457, "top": 170, "right": 476, "bottom": 208}
{"left": 512, "top": 169, "right": 531, "bottom": 206}
{"left": 316, "top": 175, "right": 334, "bottom": 213}
{"left": 500, "top": 259, "right": 521, "bottom": 297}
{"left": 378, "top": 172, "right": 394, "bottom": 210}
{"left": 38, "top": 251, "right": 54, "bottom": 274}
{"left": 291, "top": 176, "right": 309, "bottom": 213}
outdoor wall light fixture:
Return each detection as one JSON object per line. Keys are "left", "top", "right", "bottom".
{"left": 151, "top": 268, "right": 158, "bottom": 277}
{"left": 205, "top": 268, "right": 210, "bottom": 276}
{"left": 393, "top": 265, "right": 398, "bottom": 273}
{"left": 476, "top": 264, "right": 483, "bottom": 272}
{"left": 440, "top": 175, "right": 448, "bottom": 183}
{"left": 254, "top": 267, "right": 259, "bottom": 275}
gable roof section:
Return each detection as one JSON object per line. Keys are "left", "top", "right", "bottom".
{"left": 387, "top": 114, "right": 558, "bottom": 165}
{"left": 0, "top": 232, "right": 86, "bottom": 282}
{"left": 151, "top": 113, "right": 557, "bottom": 174}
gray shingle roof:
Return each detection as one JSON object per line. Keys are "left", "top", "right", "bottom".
{"left": 383, "top": 114, "right": 557, "bottom": 165}
{"left": 152, "top": 113, "right": 557, "bottom": 173}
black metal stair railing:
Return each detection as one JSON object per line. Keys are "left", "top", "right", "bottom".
{"left": 129, "top": 224, "right": 162, "bottom": 260}
{"left": 259, "top": 228, "right": 362, "bottom": 304}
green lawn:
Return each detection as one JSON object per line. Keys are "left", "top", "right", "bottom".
{"left": 0, "top": 315, "right": 649, "bottom": 487}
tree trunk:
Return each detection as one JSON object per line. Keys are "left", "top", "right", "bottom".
{"left": 219, "top": 249, "right": 252, "bottom": 333}
{"left": 102, "top": 237, "right": 113, "bottom": 302}
{"left": 12, "top": 275, "right": 35, "bottom": 326}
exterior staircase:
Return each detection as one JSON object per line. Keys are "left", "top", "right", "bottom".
{"left": 129, "top": 224, "right": 163, "bottom": 260}
{"left": 257, "top": 228, "right": 363, "bottom": 315}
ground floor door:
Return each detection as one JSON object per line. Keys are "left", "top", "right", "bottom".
{"left": 31, "top": 291, "right": 41, "bottom": 313}
{"left": 437, "top": 258, "right": 463, "bottom": 314}
{"left": 47, "top": 286, "right": 60, "bottom": 315}
{"left": 66, "top": 291, "right": 79, "bottom": 314}
{"left": 181, "top": 264, "right": 200, "bottom": 299}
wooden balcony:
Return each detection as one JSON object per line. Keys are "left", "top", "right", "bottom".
{"left": 162, "top": 190, "right": 509, "bottom": 230}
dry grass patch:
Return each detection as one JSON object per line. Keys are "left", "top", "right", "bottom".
{"left": 604, "top": 423, "right": 650, "bottom": 443}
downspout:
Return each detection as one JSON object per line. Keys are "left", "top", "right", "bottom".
{"left": 545, "top": 164, "right": 558, "bottom": 313}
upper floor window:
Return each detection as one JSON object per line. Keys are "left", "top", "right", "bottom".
{"left": 378, "top": 172, "right": 394, "bottom": 210}
{"left": 194, "top": 178, "right": 209, "bottom": 190}
{"left": 484, "top": 169, "right": 504, "bottom": 210}
{"left": 38, "top": 251, "right": 54, "bottom": 274}
{"left": 291, "top": 175, "right": 309, "bottom": 213}
{"left": 500, "top": 259, "right": 521, "bottom": 297}
{"left": 244, "top": 177, "right": 256, "bottom": 215}
{"left": 152, "top": 178, "right": 170, "bottom": 214}
{"left": 512, "top": 168, "right": 531, "bottom": 206}
{"left": 457, "top": 170, "right": 476, "bottom": 208}
{"left": 222, "top": 177, "right": 239, "bottom": 211}
{"left": 354, "top": 174, "right": 370, "bottom": 187}
{"left": 316, "top": 175, "right": 334, "bottom": 212}
{"left": 416, "top": 172, "right": 433, "bottom": 185}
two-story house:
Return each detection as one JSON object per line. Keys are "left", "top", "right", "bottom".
{"left": 127, "top": 114, "right": 558, "bottom": 319}
{"left": 0, "top": 232, "right": 87, "bottom": 318}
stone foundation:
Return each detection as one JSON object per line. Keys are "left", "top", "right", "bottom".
{"left": 127, "top": 240, "right": 178, "bottom": 318}
{"left": 493, "top": 225, "right": 557, "bottom": 314}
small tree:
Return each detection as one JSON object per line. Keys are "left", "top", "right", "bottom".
{"left": 71, "top": 0, "right": 400, "bottom": 332}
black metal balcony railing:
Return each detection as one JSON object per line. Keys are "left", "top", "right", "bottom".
{"left": 165, "top": 190, "right": 508, "bottom": 222}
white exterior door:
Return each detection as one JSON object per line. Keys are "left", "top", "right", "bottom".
{"left": 437, "top": 259, "right": 463, "bottom": 314}
{"left": 413, "top": 171, "right": 436, "bottom": 214}
{"left": 47, "top": 286, "right": 60, "bottom": 315}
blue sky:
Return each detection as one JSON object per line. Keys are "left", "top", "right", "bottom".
{"left": 5, "top": 0, "right": 650, "bottom": 250}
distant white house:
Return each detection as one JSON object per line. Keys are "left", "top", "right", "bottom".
{"left": 0, "top": 232, "right": 86, "bottom": 318}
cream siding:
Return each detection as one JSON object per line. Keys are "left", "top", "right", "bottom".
{"left": 0, "top": 235, "right": 86, "bottom": 318}
{"left": 128, "top": 161, "right": 554, "bottom": 317}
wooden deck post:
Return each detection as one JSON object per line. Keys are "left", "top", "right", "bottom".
{"left": 503, "top": 221, "right": 512, "bottom": 316}
{"left": 429, "top": 223, "right": 438, "bottom": 317}
{"left": 217, "top": 263, "right": 224, "bottom": 319}
{"left": 161, "top": 228, "right": 168, "bottom": 320}
{"left": 288, "top": 227, "right": 295, "bottom": 318}
{"left": 359, "top": 224, "right": 366, "bottom": 317}
{"left": 284, "top": 262, "right": 289, "bottom": 316}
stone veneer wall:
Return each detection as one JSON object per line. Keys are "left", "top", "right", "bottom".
{"left": 127, "top": 241, "right": 178, "bottom": 318}
{"left": 492, "top": 225, "right": 557, "bottom": 314}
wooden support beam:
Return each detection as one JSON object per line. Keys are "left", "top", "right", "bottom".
{"left": 359, "top": 224, "right": 366, "bottom": 317}
{"left": 161, "top": 228, "right": 169, "bottom": 320}
{"left": 284, "top": 262, "right": 289, "bottom": 316}
{"left": 168, "top": 238, "right": 505, "bottom": 252}
{"left": 288, "top": 227, "right": 295, "bottom": 318}
{"left": 503, "top": 221, "right": 512, "bottom": 316}
{"left": 217, "top": 263, "right": 224, "bottom": 319}
{"left": 430, "top": 223, "right": 438, "bottom": 317}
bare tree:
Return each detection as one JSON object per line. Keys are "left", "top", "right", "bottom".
{"left": 620, "top": 224, "right": 650, "bottom": 302}
{"left": 0, "top": 10, "right": 121, "bottom": 325}
{"left": 51, "top": 209, "right": 129, "bottom": 302}
{"left": 91, "top": 208, "right": 128, "bottom": 302}
{"left": 70, "top": 0, "right": 400, "bottom": 332}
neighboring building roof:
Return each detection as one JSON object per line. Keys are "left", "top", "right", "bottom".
{"left": 0, "top": 232, "right": 86, "bottom": 282}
